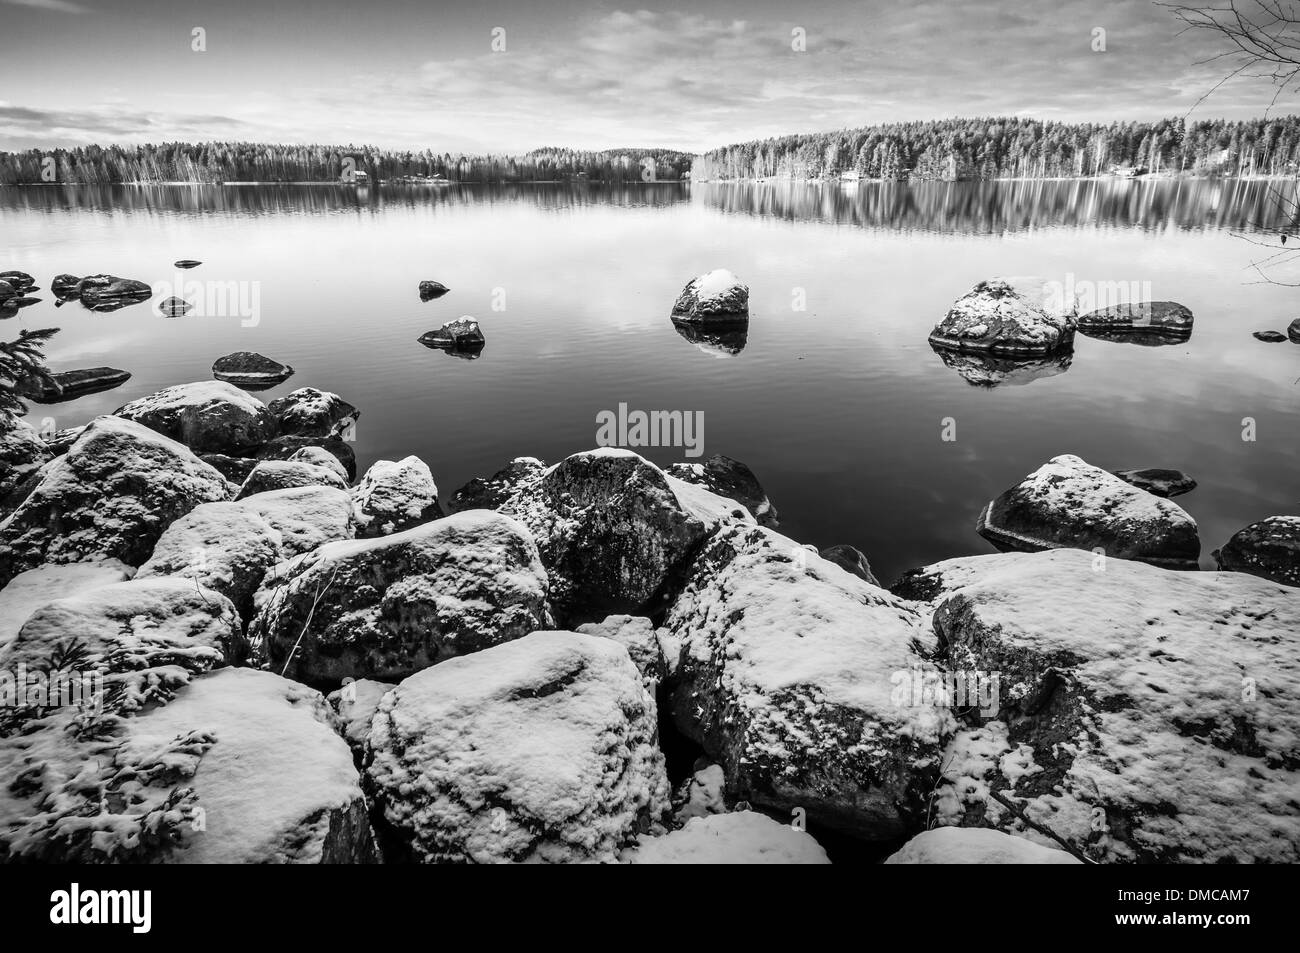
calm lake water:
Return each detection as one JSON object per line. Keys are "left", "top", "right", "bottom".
{"left": 3, "top": 179, "right": 1299, "bottom": 583}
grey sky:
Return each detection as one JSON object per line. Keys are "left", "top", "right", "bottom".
{"left": 0, "top": 0, "right": 1295, "bottom": 153}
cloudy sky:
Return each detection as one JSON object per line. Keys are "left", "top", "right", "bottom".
{"left": 1, "top": 0, "right": 1295, "bottom": 154}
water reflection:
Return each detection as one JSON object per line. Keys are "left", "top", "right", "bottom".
{"left": 931, "top": 345, "right": 1073, "bottom": 387}
{"left": 672, "top": 322, "right": 748, "bottom": 357}
{"left": 1078, "top": 327, "right": 1193, "bottom": 347}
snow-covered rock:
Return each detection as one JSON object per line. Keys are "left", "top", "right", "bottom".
{"left": 0, "top": 416, "right": 234, "bottom": 586}
{"left": 624, "top": 811, "right": 829, "bottom": 864}
{"left": 447, "top": 448, "right": 752, "bottom": 624}
{"left": 885, "top": 827, "right": 1080, "bottom": 864}
{"left": 0, "top": 560, "right": 135, "bottom": 650}
{"left": 929, "top": 277, "right": 1077, "bottom": 355}
{"left": 119, "top": 668, "right": 377, "bottom": 862}
{"left": 671, "top": 269, "right": 749, "bottom": 322}
{"left": 249, "top": 509, "right": 552, "bottom": 684}
{"left": 666, "top": 453, "right": 778, "bottom": 527}
{"left": 418, "top": 317, "right": 485, "bottom": 350}
{"left": 1213, "top": 515, "right": 1300, "bottom": 587}
{"left": 0, "top": 416, "right": 51, "bottom": 510}
{"left": 915, "top": 548, "right": 1300, "bottom": 863}
{"left": 327, "top": 677, "right": 393, "bottom": 753}
{"left": 673, "top": 762, "right": 728, "bottom": 822}
{"left": 1, "top": 577, "right": 240, "bottom": 712}
{"left": 287, "top": 445, "right": 347, "bottom": 481}
{"left": 575, "top": 614, "right": 667, "bottom": 684}
{"left": 240, "top": 485, "right": 356, "bottom": 557}
{"left": 236, "top": 459, "right": 348, "bottom": 498}
{"left": 818, "top": 544, "right": 879, "bottom": 585}
{"left": 977, "top": 454, "right": 1200, "bottom": 568}
{"left": 113, "top": 380, "right": 278, "bottom": 454}
{"left": 352, "top": 455, "right": 440, "bottom": 538}
{"left": 255, "top": 435, "right": 356, "bottom": 480}
{"left": 662, "top": 523, "right": 953, "bottom": 840}
{"left": 365, "top": 630, "right": 670, "bottom": 863}
{"left": 267, "top": 387, "right": 359, "bottom": 438}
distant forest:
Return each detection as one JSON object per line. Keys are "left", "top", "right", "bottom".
{"left": 692, "top": 116, "right": 1300, "bottom": 181}
{"left": 0, "top": 143, "right": 693, "bottom": 185}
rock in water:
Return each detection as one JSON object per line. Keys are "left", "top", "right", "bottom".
{"left": 1076, "top": 301, "right": 1193, "bottom": 344}
{"left": 114, "top": 380, "right": 279, "bottom": 454}
{"left": 0, "top": 271, "right": 35, "bottom": 293}
{"left": 267, "top": 386, "right": 359, "bottom": 438}
{"left": 929, "top": 277, "right": 1076, "bottom": 355}
{"left": 1113, "top": 467, "right": 1197, "bottom": 498}
{"left": 0, "top": 416, "right": 234, "bottom": 586}
{"left": 0, "top": 280, "right": 16, "bottom": 304}
{"left": 248, "top": 509, "right": 552, "bottom": 683}
{"left": 365, "top": 630, "right": 670, "bottom": 863}
{"left": 623, "top": 811, "right": 830, "bottom": 864}
{"left": 1253, "top": 330, "right": 1287, "bottom": 342}
{"left": 119, "top": 668, "right": 378, "bottom": 862}
{"left": 885, "top": 828, "right": 1080, "bottom": 864}
{"left": 818, "top": 543, "right": 879, "bottom": 585}
{"left": 418, "top": 280, "right": 450, "bottom": 300}
{"left": 672, "top": 321, "right": 748, "bottom": 356}
{"left": 352, "top": 455, "right": 440, "bottom": 537}
{"left": 76, "top": 275, "right": 153, "bottom": 311}
{"left": 671, "top": 269, "right": 749, "bottom": 322}
{"left": 666, "top": 454, "right": 778, "bottom": 527}
{"left": 1213, "top": 516, "right": 1300, "bottom": 587}
{"left": 910, "top": 548, "right": 1300, "bottom": 863}
{"left": 419, "top": 316, "right": 485, "bottom": 351}
{"left": 17, "top": 367, "right": 131, "bottom": 403}
{"left": 212, "top": 351, "right": 294, "bottom": 389}
{"left": 662, "top": 523, "right": 952, "bottom": 839}
{"left": 977, "top": 453, "right": 1200, "bottom": 568}
{"left": 158, "top": 296, "right": 193, "bottom": 317}
{"left": 236, "top": 459, "right": 348, "bottom": 498}
{"left": 50, "top": 274, "right": 81, "bottom": 299}
{"left": 173, "top": 260, "right": 202, "bottom": 269}
{"left": 1289, "top": 317, "right": 1300, "bottom": 342}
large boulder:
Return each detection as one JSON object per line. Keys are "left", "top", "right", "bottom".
{"left": 0, "top": 577, "right": 241, "bottom": 712}
{"left": 1077, "top": 301, "right": 1193, "bottom": 344}
{"left": 662, "top": 523, "right": 953, "bottom": 840}
{"left": 0, "top": 417, "right": 234, "bottom": 586}
{"left": 623, "top": 811, "right": 830, "bottom": 864}
{"left": 885, "top": 827, "right": 1080, "bottom": 864}
{"left": 929, "top": 277, "right": 1076, "bottom": 355}
{"left": 248, "top": 509, "right": 552, "bottom": 684}
{"left": 1213, "top": 516, "right": 1300, "bottom": 587}
{"left": 671, "top": 269, "right": 749, "bottom": 323}
{"left": 911, "top": 549, "right": 1300, "bottom": 863}
{"left": 447, "top": 448, "right": 752, "bottom": 624}
{"left": 117, "top": 668, "right": 377, "bottom": 862}
{"left": 0, "top": 416, "right": 51, "bottom": 510}
{"left": 236, "top": 459, "right": 348, "bottom": 498}
{"left": 352, "top": 455, "right": 441, "bottom": 538}
{"left": 267, "top": 387, "right": 359, "bottom": 438}
{"left": 574, "top": 614, "right": 668, "bottom": 684}
{"left": 666, "top": 454, "right": 778, "bottom": 527}
{"left": 0, "top": 559, "right": 135, "bottom": 650}
{"left": 364, "top": 630, "right": 670, "bottom": 863}
{"left": 977, "top": 454, "right": 1200, "bottom": 569}
{"left": 114, "top": 380, "right": 278, "bottom": 454}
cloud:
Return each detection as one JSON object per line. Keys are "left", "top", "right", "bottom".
{"left": 1, "top": 0, "right": 90, "bottom": 13}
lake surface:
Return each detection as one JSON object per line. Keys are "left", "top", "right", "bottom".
{"left": 3, "top": 179, "right": 1299, "bottom": 584}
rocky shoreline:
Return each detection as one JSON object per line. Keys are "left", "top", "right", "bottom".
{"left": 0, "top": 372, "right": 1296, "bottom": 864}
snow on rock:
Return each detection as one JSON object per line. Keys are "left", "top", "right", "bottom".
{"left": 929, "top": 277, "right": 1077, "bottom": 355}
{"left": 256, "top": 435, "right": 356, "bottom": 480}
{"left": 352, "top": 455, "right": 441, "bottom": 538}
{"left": 575, "top": 614, "right": 667, "bottom": 684}
{"left": 113, "top": 380, "right": 278, "bottom": 454}
{"left": 287, "top": 445, "right": 347, "bottom": 481}
{"left": 885, "top": 827, "right": 1080, "bottom": 864}
{"left": 327, "top": 677, "right": 394, "bottom": 753}
{"left": 671, "top": 269, "right": 750, "bottom": 322}
{"left": 240, "top": 485, "right": 356, "bottom": 557}
{"left": 919, "top": 548, "right": 1300, "bottom": 863}
{"left": 673, "top": 762, "right": 728, "bottom": 822}
{"left": 666, "top": 453, "right": 778, "bottom": 527}
{"left": 1213, "top": 515, "right": 1300, "bottom": 587}
{"left": 249, "top": 509, "right": 552, "bottom": 684}
{"left": 0, "top": 416, "right": 235, "bottom": 587}
{"left": 662, "top": 523, "right": 954, "bottom": 840}
{"left": 977, "top": 453, "right": 1200, "bottom": 569}
{"left": 120, "top": 668, "right": 377, "bottom": 862}
{"left": 0, "top": 559, "right": 135, "bottom": 650}
{"left": 1, "top": 577, "right": 240, "bottom": 712}
{"left": 0, "top": 415, "right": 50, "bottom": 512}
{"left": 623, "top": 811, "right": 830, "bottom": 864}
{"left": 267, "top": 387, "right": 359, "bottom": 439}
{"left": 364, "top": 630, "right": 670, "bottom": 863}
{"left": 447, "top": 448, "right": 752, "bottom": 624}
{"left": 236, "top": 459, "right": 348, "bottom": 498}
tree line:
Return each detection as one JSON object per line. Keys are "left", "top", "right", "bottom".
{"left": 0, "top": 142, "right": 693, "bottom": 185}
{"left": 693, "top": 116, "right": 1300, "bottom": 181}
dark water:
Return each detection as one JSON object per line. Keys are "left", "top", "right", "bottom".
{"left": 3, "top": 179, "right": 1299, "bottom": 583}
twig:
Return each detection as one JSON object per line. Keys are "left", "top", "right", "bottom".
{"left": 988, "top": 789, "right": 1097, "bottom": 864}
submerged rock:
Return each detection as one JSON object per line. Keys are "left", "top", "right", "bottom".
{"left": 173, "top": 260, "right": 202, "bottom": 269}
{"left": 1213, "top": 516, "right": 1300, "bottom": 587}
{"left": 671, "top": 269, "right": 749, "bottom": 323}
{"left": 248, "top": 509, "right": 552, "bottom": 684}
{"left": 418, "top": 280, "right": 450, "bottom": 300}
{"left": 819, "top": 543, "right": 879, "bottom": 585}
{"left": 1253, "top": 330, "right": 1287, "bottom": 342}
{"left": 885, "top": 827, "right": 1080, "bottom": 864}
{"left": 352, "top": 455, "right": 440, "bottom": 538}
{"left": 158, "top": 296, "right": 193, "bottom": 317}
{"left": 419, "top": 316, "right": 484, "bottom": 351}
{"left": 17, "top": 367, "right": 131, "bottom": 403}
{"left": 267, "top": 386, "right": 359, "bottom": 439}
{"left": 623, "top": 811, "right": 830, "bottom": 864}
{"left": 977, "top": 453, "right": 1200, "bottom": 568}
{"left": 1113, "top": 467, "right": 1196, "bottom": 498}
{"left": 365, "top": 630, "right": 670, "bottom": 863}
{"left": 933, "top": 345, "right": 1072, "bottom": 387}
{"left": 929, "top": 277, "right": 1076, "bottom": 355}
{"left": 667, "top": 454, "right": 778, "bottom": 527}
{"left": 114, "top": 380, "right": 278, "bottom": 455}
{"left": 212, "top": 351, "right": 294, "bottom": 389}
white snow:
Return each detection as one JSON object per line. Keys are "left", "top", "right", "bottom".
{"left": 885, "top": 827, "right": 1081, "bottom": 864}
{"left": 351, "top": 455, "right": 439, "bottom": 535}
{"left": 692, "top": 268, "right": 745, "bottom": 301}
{"left": 623, "top": 811, "right": 830, "bottom": 864}
{"left": 115, "top": 380, "right": 269, "bottom": 417}
{"left": 0, "top": 560, "right": 135, "bottom": 650}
